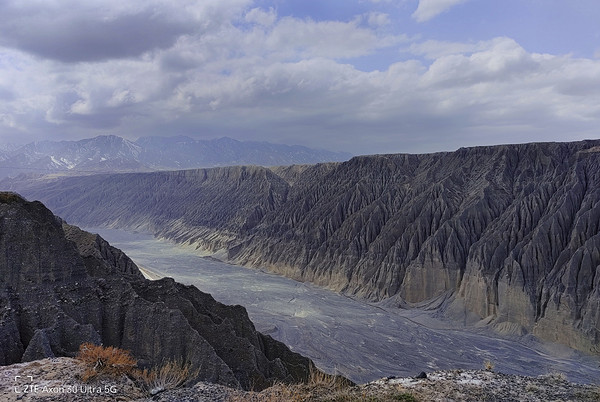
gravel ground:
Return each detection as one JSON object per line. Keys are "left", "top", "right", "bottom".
{"left": 0, "top": 358, "right": 143, "bottom": 402}
{"left": 364, "top": 369, "right": 600, "bottom": 402}
{"left": 2, "top": 358, "right": 599, "bottom": 402}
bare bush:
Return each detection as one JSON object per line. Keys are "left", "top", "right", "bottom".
{"left": 133, "top": 359, "right": 199, "bottom": 396}
{"left": 76, "top": 343, "right": 137, "bottom": 381}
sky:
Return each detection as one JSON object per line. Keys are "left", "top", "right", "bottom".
{"left": 0, "top": 0, "right": 599, "bottom": 155}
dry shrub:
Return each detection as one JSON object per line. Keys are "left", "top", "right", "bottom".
{"left": 308, "top": 365, "right": 351, "bottom": 390}
{"left": 0, "top": 192, "right": 23, "bottom": 204}
{"left": 133, "top": 359, "right": 199, "bottom": 396}
{"left": 76, "top": 343, "right": 137, "bottom": 381}
{"left": 228, "top": 383, "right": 419, "bottom": 402}
{"left": 228, "top": 365, "right": 357, "bottom": 402}
{"left": 541, "top": 371, "right": 567, "bottom": 382}
{"left": 228, "top": 384, "right": 307, "bottom": 402}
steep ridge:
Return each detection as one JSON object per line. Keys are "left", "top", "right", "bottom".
{"left": 0, "top": 193, "right": 311, "bottom": 390}
{"left": 238, "top": 141, "right": 600, "bottom": 352}
{"left": 11, "top": 140, "right": 600, "bottom": 353}
{"left": 14, "top": 166, "right": 290, "bottom": 252}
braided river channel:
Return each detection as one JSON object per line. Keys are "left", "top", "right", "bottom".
{"left": 88, "top": 227, "right": 600, "bottom": 384}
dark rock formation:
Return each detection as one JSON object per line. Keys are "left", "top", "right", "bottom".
{"left": 9, "top": 140, "right": 600, "bottom": 353}
{"left": 0, "top": 193, "right": 311, "bottom": 390}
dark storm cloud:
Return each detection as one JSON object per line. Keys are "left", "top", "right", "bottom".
{"left": 0, "top": 3, "right": 196, "bottom": 63}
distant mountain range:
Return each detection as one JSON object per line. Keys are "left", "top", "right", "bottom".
{"left": 0, "top": 135, "right": 351, "bottom": 179}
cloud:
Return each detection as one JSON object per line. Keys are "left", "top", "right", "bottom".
{"left": 3, "top": 29, "right": 600, "bottom": 153}
{"left": 263, "top": 17, "right": 402, "bottom": 59}
{"left": 366, "top": 12, "right": 391, "bottom": 27}
{"left": 157, "top": 35, "right": 600, "bottom": 153}
{"left": 245, "top": 7, "right": 277, "bottom": 27}
{"left": 0, "top": 1, "right": 599, "bottom": 155}
{"left": 420, "top": 38, "right": 539, "bottom": 87}
{"left": 412, "top": 0, "right": 469, "bottom": 22}
{"left": 407, "top": 39, "right": 492, "bottom": 59}
{"left": 0, "top": 0, "right": 250, "bottom": 63}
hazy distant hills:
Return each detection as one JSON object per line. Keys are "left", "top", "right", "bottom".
{"left": 10, "top": 139, "right": 600, "bottom": 355}
{"left": 135, "top": 135, "right": 351, "bottom": 169}
{"left": 0, "top": 135, "right": 351, "bottom": 179}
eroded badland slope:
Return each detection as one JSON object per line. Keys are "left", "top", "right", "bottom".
{"left": 12, "top": 140, "right": 600, "bottom": 353}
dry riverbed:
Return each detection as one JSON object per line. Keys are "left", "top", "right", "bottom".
{"left": 87, "top": 227, "right": 600, "bottom": 386}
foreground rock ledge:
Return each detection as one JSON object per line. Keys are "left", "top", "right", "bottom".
{"left": 1, "top": 358, "right": 599, "bottom": 402}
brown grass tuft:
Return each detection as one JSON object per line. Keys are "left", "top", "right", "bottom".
{"left": 227, "top": 365, "right": 418, "bottom": 401}
{"left": 0, "top": 192, "right": 24, "bottom": 204}
{"left": 76, "top": 343, "right": 137, "bottom": 382}
{"left": 133, "top": 359, "right": 199, "bottom": 396}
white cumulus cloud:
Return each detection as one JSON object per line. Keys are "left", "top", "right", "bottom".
{"left": 245, "top": 7, "right": 277, "bottom": 27}
{"left": 366, "top": 12, "right": 391, "bottom": 27}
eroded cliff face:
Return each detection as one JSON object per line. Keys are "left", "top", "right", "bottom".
{"left": 14, "top": 166, "right": 289, "bottom": 253}
{"left": 0, "top": 193, "right": 311, "bottom": 390}
{"left": 11, "top": 140, "right": 600, "bottom": 353}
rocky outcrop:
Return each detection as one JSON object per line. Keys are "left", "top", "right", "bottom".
{"left": 10, "top": 140, "right": 600, "bottom": 353}
{"left": 0, "top": 193, "right": 311, "bottom": 390}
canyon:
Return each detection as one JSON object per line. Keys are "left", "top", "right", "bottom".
{"left": 9, "top": 140, "right": 600, "bottom": 355}
{"left": 88, "top": 227, "right": 600, "bottom": 385}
